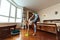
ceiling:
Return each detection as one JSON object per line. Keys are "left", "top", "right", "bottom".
{"left": 12, "top": 0, "right": 60, "bottom": 11}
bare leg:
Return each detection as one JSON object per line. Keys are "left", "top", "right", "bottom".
{"left": 33, "top": 23, "right": 36, "bottom": 36}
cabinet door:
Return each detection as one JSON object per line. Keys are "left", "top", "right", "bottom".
{"left": 37, "top": 24, "right": 41, "bottom": 30}
{"left": 48, "top": 27, "right": 56, "bottom": 33}
{"left": 41, "top": 26, "right": 48, "bottom": 31}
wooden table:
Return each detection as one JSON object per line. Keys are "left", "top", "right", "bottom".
{"left": 0, "top": 24, "right": 17, "bottom": 38}
{"left": 0, "top": 24, "right": 16, "bottom": 31}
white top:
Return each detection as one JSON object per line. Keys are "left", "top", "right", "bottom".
{"left": 32, "top": 13, "right": 39, "bottom": 22}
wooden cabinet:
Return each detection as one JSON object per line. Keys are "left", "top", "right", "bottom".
{"left": 37, "top": 23, "right": 41, "bottom": 30}
{"left": 36, "top": 23, "right": 57, "bottom": 34}
{"left": 47, "top": 26, "right": 56, "bottom": 33}
{"left": 41, "top": 26, "right": 48, "bottom": 31}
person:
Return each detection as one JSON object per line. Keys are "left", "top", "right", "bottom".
{"left": 29, "top": 12, "right": 39, "bottom": 36}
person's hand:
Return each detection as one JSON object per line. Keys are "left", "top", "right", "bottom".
{"left": 28, "top": 19, "right": 30, "bottom": 23}
{"left": 29, "top": 21, "right": 32, "bottom": 25}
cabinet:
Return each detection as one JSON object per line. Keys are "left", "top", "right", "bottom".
{"left": 23, "top": 7, "right": 34, "bottom": 21}
{"left": 22, "top": 7, "right": 35, "bottom": 29}
{"left": 36, "top": 23, "right": 57, "bottom": 34}
{"left": 37, "top": 23, "right": 41, "bottom": 30}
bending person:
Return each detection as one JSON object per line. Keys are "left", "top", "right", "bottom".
{"left": 29, "top": 12, "right": 39, "bottom": 36}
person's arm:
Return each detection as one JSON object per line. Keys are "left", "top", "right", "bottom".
{"left": 29, "top": 14, "right": 34, "bottom": 20}
{"left": 28, "top": 14, "right": 34, "bottom": 25}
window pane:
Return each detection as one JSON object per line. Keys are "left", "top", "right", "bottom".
{"left": 0, "top": 0, "right": 1, "bottom": 6}
{"left": 0, "top": 0, "right": 10, "bottom": 16}
{"left": 16, "top": 19, "right": 22, "bottom": 23}
{"left": 0, "top": 16, "right": 8, "bottom": 22}
{"left": 9, "top": 18, "right": 15, "bottom": 22}
{"left": 17, "top": 8, "right": 22, "bottom": 18}
{"left": 10, "top": 5, "right": 15, "bottom": 17}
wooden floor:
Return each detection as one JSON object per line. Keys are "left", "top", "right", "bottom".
{"left": 0, "top": 29, "right": 58, "bottom": 40}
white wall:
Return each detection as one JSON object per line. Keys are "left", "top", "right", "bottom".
{"left": 38, "top": 3, "right": 60, "bottom": 23}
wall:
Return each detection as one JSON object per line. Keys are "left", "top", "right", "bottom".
{"left": 38, "top": 3, "right": 60, "bottom": 23}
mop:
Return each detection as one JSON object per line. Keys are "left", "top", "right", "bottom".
{"left": 25, "top": 21, "right": 30, "bottom": 37}
{"left": 24, "top": 20, "right": 32, "bottom": 37}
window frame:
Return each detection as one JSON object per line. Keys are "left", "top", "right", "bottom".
{"left": 0, "top": 0, "right": 23, "bottom": 23}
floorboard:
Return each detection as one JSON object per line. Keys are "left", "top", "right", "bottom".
{"left": 0, "top": 29, "right": 58, "bottom": 40}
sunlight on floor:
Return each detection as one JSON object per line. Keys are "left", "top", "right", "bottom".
{"left": 16, "top": 34, "right": 22, "bottom": 40}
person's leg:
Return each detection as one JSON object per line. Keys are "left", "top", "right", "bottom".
{"left": 34, "top": 23, "right": 36, "bottom": 33}
{"left": 33, "top": 23, "right": 36, "bottom": 36}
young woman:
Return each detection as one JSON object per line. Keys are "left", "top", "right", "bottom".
{"left": 29, "top": 12, "right": 39, "bottom": 36}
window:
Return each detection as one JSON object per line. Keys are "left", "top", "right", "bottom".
{"left": 0, "top": 16, "right": 8, "bottom": 22}
{"left": 17, "top": 8, "right": 22, "bottom": 18}
{"left": 16, "top": 8, "right": 22, "bottom": 23}
{"left": 16, "top": 19, "right": 22, "bottom": 23}
{"left": 9, "top": 18, "right": 15, "bottom": 22}
{"left": 10, "top": 5, "right": 15, "bottom": 17}
{"left": 0, "top": 0, "right": 23, "bottom": 23}
{"left": 0, "top": 0, "right": 10, "bottom": 16}
{"left": 0, "top": 0, "right": 1, "bottom": 6}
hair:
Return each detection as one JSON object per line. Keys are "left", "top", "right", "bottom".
{"left": 34, "top": 11, "right": 37, "bottom": 14}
